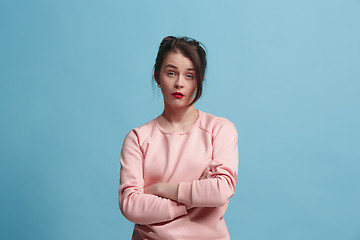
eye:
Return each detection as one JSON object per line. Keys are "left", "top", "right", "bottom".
{"left": 167, "top": 71, "right": 175, "bottom": 77}
{"left": 186, "top": 74, "right": 194, "bottom": 80}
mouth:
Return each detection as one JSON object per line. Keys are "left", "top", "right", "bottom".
{"left": 172, "top": 92, "right": 184, "bottom": 98}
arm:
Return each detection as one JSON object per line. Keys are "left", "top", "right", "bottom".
{"left": 145, "top": 119, "right": 239, "bottom": 208}
{"left": 145, "top": 183, "right": 196, "bottom": 210}
{"left": 144, "top": 183, "right": 179, "bottom": 201}
{"left": 177, "top": 119, "right": 238, "bottom": 207}
{"left": 119, "top": 130, "right": 187, "bottom": 225}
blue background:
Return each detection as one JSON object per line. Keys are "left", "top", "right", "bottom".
{"left": 1, "top": 0, "right": 359, "bottom": 239}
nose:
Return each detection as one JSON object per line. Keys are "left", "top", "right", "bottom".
{"left": 174, "top": 75, "right": 184, "bottom": 89}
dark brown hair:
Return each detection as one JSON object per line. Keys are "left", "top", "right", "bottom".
{"left": 153, "top": 36, "right": 207, "bottom": 106}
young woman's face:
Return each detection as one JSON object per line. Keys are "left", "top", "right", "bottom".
{"left": 158, "top": 51, "right": 197, "bottom": 109}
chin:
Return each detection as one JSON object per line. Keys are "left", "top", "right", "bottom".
{"left": 172, "top": 105, "right": 188, "bottom": 109}
{"left": 167, "top": 102, "right": 190, "bottom": 109}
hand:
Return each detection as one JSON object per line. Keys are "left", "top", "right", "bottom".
{"left": 144, "top": 183, "right": 179, "bottom": 201}
{"left": 144, "top": 183, "right": 161, "bottom": 195}
{"left": 145, "top": 183, "right": 195, "bottom": 211}
{"left": 200, "top": 166, "right": 211, "bottom": 179}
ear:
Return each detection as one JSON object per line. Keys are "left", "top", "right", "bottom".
{"left": 154, "top": 71, "right": 162, "bottom": 86}
{"left": 154, "top": 70, "right": 158, "bottom": 84}
{"left": 155, "top": 78, "right": 160, "bottom": 85}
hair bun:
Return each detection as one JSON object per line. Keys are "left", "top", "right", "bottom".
{"left": 160, "top": 36, "right": 176, "bottom": 48}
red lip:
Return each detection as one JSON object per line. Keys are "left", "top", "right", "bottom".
{"left": 172, "top": 92, "right": 184, "bottom": 97}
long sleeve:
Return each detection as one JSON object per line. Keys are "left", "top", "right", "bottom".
{"left": 119, "top": 130, "right": 187, "bottom": 225}
{"left": 177, "top": 119, "right": 239, "bottom": 207}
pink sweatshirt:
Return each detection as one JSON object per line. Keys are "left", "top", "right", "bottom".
{"left": 119, "top": 110, "right": 239, "bottom": 240}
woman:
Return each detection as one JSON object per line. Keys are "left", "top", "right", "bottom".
{"left": 119, "top": 36, "right": 239, "bottom": 240}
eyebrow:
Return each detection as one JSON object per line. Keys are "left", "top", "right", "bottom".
{"left": 164, "top": 64, "right": 195, "bottom": 71}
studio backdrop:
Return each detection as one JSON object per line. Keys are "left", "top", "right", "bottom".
{"left": 1, "top": 0, "right": 359, "bottom": 239}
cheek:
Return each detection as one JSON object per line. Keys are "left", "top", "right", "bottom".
{"left": 191, "top": 83, "right": 198, "bottom": 94}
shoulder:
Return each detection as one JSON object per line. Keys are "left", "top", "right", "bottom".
{"left": 123, "top": 118, "right": 158, "bottom": 146}
{"left": 198, "top": 110, "right": 238, "bottom": 138}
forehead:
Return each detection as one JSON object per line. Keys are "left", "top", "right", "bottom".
{"left": 163, "top": 51, "right": 194, "bottom": 70}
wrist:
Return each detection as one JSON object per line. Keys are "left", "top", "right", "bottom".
{"left": 155, "top": 183, "right": 164, "bottom": 196}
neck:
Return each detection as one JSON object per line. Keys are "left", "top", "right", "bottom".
{"left": 161, "top": 105, "right": 198, "bottom": 124}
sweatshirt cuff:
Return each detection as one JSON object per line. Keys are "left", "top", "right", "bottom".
{"left": 177, "top": 181, "right": 192, "bottom": 206}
